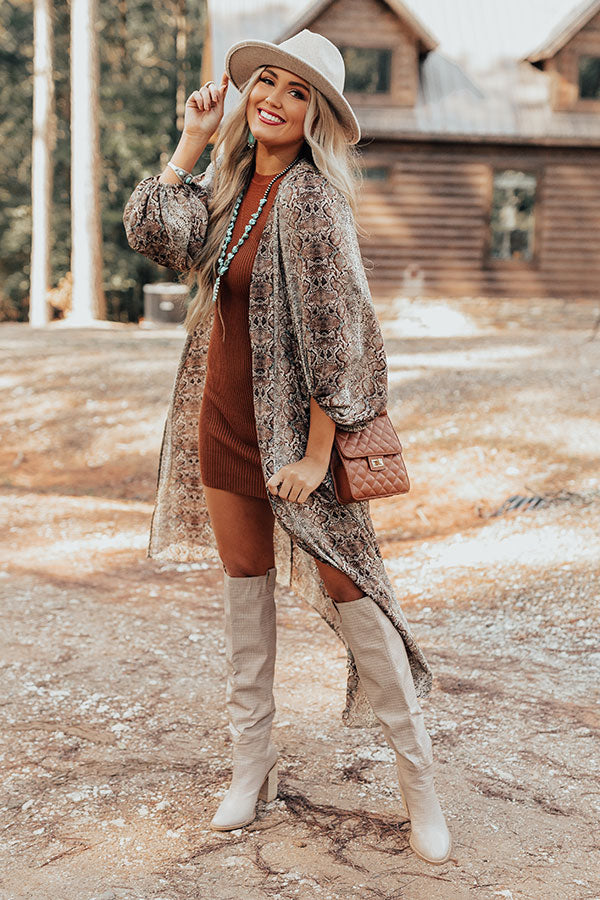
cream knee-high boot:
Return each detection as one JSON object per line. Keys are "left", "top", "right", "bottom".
{"left": 209, "top": 566, "right": 279, "bottom": 831}
{"left": 333, "top": 595, "right": 452, "bottom": 865}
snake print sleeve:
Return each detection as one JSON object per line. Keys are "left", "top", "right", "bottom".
{"left": 279, "top": 173, "right": 388, "bottom": 432}
{"left": 122, "top": 161, "right": 214, "bottom": 272}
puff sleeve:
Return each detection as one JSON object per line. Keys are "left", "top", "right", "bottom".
{"left": 279, "top": 175, "right": 388, "bottom": 432}
{"left": 122, "top": 160, "right": 215, "bottom": 272}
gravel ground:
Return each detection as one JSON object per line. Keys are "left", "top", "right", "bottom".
{"left": 0, "top": 297, "right": 599, "bottom": 900}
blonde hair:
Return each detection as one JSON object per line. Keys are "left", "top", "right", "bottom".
{"left": 183, "top": 66, "right": 363, "bottom": 336}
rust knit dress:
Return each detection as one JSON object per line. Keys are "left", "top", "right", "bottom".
{"left": 198, "top": 168, "right": 283, "bottom": 499}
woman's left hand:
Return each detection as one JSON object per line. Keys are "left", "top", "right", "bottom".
{"left": 266, "top": 456, "right": 329, "bottom": 503}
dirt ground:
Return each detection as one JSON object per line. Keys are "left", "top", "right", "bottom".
{"left": 0, "top": 296, "right": 599, "bottom": 900}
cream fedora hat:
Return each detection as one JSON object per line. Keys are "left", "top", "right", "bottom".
{"left": 225, "top": 29, "right": 361, "bottom": 144}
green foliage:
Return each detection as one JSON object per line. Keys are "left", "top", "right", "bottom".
{"left": 0, "top": 0, "right": 34, "bottom": 319}
{"left": 1, "top": 0, "right": 208, "bottom": 321}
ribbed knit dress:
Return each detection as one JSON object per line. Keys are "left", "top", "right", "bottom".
{"left": 198, "top": 168, "right": 283, "bottom": 499}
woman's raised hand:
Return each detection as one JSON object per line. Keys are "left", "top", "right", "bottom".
{"left": 183, "top": 72, "right": 229, "bottom": 138}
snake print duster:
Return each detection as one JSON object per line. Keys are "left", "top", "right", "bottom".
{"left": 122, "top": 157, "right": 433, "bottom": 728}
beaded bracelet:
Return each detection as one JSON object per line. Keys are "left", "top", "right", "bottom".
{"left": 167, "top": 160, "right": 194, "bottom": 184}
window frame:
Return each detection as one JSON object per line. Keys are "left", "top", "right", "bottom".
{"left": 483, "top": 164, "right": 544, "bottom": 269}
{"left": 577, "top": 53, "right": 600, "bottom": 100}
{"left": 361, "top": 164, "right": 392, "bottom": 182}
{"left": 339, "top": 45, "right": 394, "bottom": 96}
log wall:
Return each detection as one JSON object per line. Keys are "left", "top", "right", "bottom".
{"left": 358, "top": 141, "right": 600, "bottom": 300}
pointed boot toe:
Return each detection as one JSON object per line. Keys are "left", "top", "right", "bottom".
{"left": 398, "top": 764, "right": 452, "bottom": 865}
{"left": 210, "top": 757, "right": 278, "bottom": 831}
{"left": 401, "top": 788, "right": 452, "bottom": 864}
{"left": 409, "top": 824, "right": 452, "bottom": 865}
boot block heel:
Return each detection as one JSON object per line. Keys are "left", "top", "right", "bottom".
{"left": 399, "top": 785, "right": 409, "bottom": 818}
{"left": 257, "top": 762, "right": 278, "bottom": 803}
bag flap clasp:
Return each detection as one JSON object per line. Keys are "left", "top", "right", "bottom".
{"left": 334, "top": 412, "right": 403, "bottom": 460}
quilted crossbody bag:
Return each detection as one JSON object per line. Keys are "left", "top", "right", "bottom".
{"left": 330, "top": 411, "right": 410, "bottom": 504}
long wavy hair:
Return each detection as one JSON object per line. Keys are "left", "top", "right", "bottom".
{"left": 183, "top": 65, "right": 364, "bottom": 336}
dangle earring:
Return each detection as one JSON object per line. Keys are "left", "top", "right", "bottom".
{"left": 247, "top": 128, "right": 256, "bottom": 149}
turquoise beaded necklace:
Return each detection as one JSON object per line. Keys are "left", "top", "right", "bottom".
{"left": 211, "top": 154, "right": 301, "bottom": 305}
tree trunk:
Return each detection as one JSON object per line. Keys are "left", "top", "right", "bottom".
{"left": 69, "top": 0, "right": 106, "bottom": 324}
{"left": 30, "top": 0, "right": 57, "bottom": 328}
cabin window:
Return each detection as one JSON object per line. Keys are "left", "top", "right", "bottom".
{"left": 578, "top": 55, "right": 600, "bottom": 98}
{"left": 489, "top": 170, "right": 537, "bottom": 261}
{"left": 363, "top": 165, "right": 390, "bottom": 181}
{"left": 340, "top": 47, "right": 392, "bottom": 93}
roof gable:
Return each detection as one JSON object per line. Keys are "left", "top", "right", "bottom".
{"left": 526, "top": 0, "right": 600, "bottom": 61}
{"left": 205, "top": 0, "right": 600, "bottom": 146}
{"left": 277, "top": 0, "right": 438, "bottom": 52}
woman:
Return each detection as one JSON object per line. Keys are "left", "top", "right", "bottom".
{"left": 123, "top": 29, "right": 452, "bottom": 865}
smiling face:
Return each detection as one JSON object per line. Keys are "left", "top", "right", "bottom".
{"left": 246, "top": 65, "right": 310, "bottom": 151}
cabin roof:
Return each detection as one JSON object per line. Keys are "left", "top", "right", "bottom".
{"left": 207, "top": 0, "right": 600, "bottom": 146}
{"left": 358, "top": 51, "right": 600, "bottom": 146}
{"left": 526, "top": 0, "right": 600, "bottom": 62}
{"left": 276, "top": 0, "right": 438, "bottom": 52}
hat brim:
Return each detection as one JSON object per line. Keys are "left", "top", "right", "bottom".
{"left": 225, "top": 39, "right": 361, "bottom": 145}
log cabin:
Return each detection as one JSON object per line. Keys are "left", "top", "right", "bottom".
{"left": 269, "top": 0, "right": 600, "bottom": 301}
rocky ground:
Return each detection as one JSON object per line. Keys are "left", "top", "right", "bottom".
{"left": 0, "top": 296, "right": 599, "bottom": 900}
